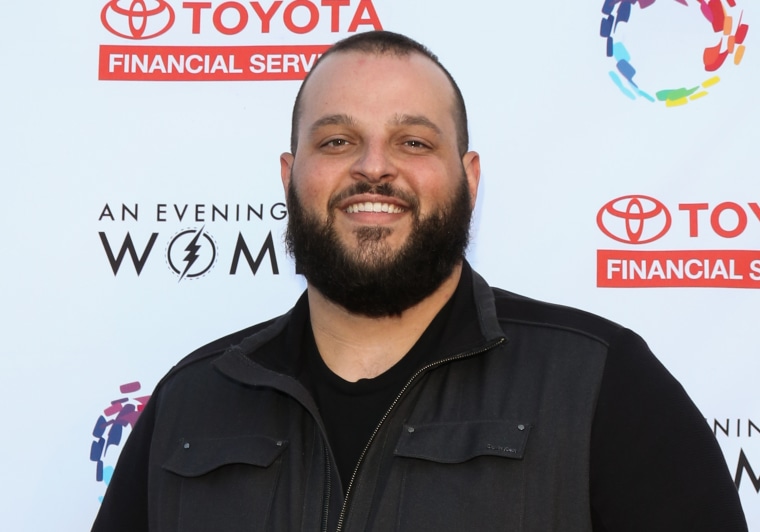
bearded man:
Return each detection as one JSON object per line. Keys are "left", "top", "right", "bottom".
{"left": 93, "top": 31, "right": 747, "bottom": 532}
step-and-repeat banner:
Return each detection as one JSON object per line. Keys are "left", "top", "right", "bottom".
{"left": 1, "top": 1, "right": 757, "bottom": 529}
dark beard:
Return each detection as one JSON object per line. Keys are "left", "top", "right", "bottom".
{"left": 285, "top": 177, "right": 472, "bottom": 317}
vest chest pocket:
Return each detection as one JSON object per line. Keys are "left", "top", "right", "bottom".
{"left": 390, "top": 421, "right": 531, "bottom": 531}
{"left": 162, "top": 436, "right": 288, "bottom": 532}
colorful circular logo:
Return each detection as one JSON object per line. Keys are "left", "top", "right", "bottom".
{"left": 101, "top": 0, "right": 175, "bottom": 40}
{"left": 90, "top": 382, "right": 151, "bottom": 501}
{"left": 601, "top": 0, "right": 749, "bottom": 106}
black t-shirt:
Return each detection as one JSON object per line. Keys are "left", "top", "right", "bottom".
{"left": 299, "top": 283, "right": 460, "bottom": 488}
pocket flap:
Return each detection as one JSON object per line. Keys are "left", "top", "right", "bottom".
{"left": 162, "top": 436, "right": 288, "bottom": 477}
{"left": 394, "top": 421, "right": 530, "bottom": 463}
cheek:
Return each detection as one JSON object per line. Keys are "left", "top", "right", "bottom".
{"left": 407, "top": 161, "right": 461, "bottom": 203}
{"left": 298, "top": 179, "right": 325, "bottom": 199}
{"left": 295, "top": 157, "right": 354, "bottom": 197}
{"left": 291, "top": 171, "right": 339, "bottom": 217}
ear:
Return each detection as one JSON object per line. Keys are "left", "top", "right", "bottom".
{"left": 280, "top": 152, "right": 294, "bottom": 194}
{"left": 462, "top": 151, "right": 481, "bottom": 209}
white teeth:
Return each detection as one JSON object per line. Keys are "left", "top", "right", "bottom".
{"left": 345, "top": 202, "right": 404, "bottom": 214}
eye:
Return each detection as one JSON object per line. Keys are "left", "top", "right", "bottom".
{"left": 321, "top": 138, "right": 350, "bottom": 148}
{"left": 404, "top": 139, "right": 431, "bottom": 150}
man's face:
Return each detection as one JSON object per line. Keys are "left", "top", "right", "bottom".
{"left": 281, "top": 51, "right": 480, "bottom": 316}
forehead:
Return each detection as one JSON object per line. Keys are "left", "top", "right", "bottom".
{"left": 297, "top": 51, "right": 457, "bottom": 132}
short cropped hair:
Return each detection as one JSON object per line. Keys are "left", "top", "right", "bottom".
{"left": 289, "top": 31, "right": 469, "bottom": 156}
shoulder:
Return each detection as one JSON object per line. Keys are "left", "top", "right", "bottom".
{"left": 149, "top": 310, "right": 291, "bottom": 400}
{"left": 489, "top": 286, "right": 633, "bottom": 350}
{"left": 149, "top": 289, "right": 310, "bottom": 398}
{"left": 168, "top": 316, "right": 281, "bottom": 376}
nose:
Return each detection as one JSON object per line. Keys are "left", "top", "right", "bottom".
{"left": 350, "top": 140, "right": 397, "bottom": 183}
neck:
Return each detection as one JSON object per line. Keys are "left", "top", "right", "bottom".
{"left": 307, "top": 262, "right": 463, "bottom": 382}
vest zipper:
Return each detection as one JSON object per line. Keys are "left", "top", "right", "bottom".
{"left": 321, "top": 446, "right": 332, "bottom": 532}
{"left": 333, "top": 337, "right": 506, "bottom": 531}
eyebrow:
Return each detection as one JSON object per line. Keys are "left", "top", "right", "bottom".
{"left": 391, "top": 114, "right": 442, "bottom": 135}
{"left": 308, "top": 113, "right": 443, "bottom": 137}
{"left": 309, "top": 114, "right": 357, "bottom": 135}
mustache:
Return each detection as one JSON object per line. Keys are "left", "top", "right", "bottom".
{"left": 327, "top": 182, "right": 419, "bottom": 211}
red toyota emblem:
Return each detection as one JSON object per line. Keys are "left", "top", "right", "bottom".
{"left": 597, "top": 195, "right": 672, "bottom": 244}
{"left": 101, "top": 0, "right": 175, "bottom": 40}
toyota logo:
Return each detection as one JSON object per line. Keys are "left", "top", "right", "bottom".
{"left": 101, "top": 0, "right": 175, "bottom": 40}
{"left": 597, "top": 195, "right": 672, "bottom": 244}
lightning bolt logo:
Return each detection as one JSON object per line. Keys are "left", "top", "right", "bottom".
{"left": 179, "top": 226, "right": 204, "bottom": 282}
{"left": 166, "top": 227, "right": 217, "bottom": 281}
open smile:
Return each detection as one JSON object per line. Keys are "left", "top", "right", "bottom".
{"left": 345, "top": 201, "right": 406, "bottom": 214}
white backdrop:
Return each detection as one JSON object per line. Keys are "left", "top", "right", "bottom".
{"left": 1, "top": 1, "right": 757, "bottom": 529}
